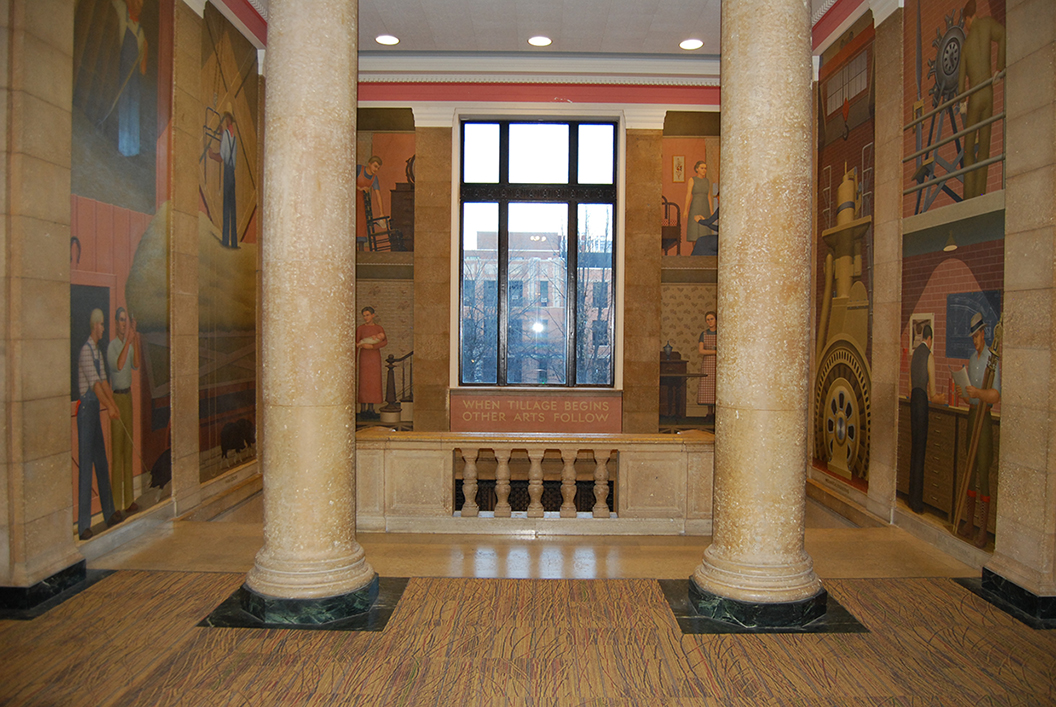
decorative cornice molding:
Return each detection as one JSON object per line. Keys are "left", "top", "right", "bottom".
{"left": 374, "top": 101, "right": 714, "bottom": 130}
{"left": 811, "top": 0, "right": 872, "bottom": 56}
{"left": 812, "top": 0, "right": 841, "bottom": 27}
{"left": 183, "top": 0, "right": 207, "bottom": 16}
{"left": 622, "top": 106, "right": 670, "bottom": 130}
{"left": 212, "top": 0, "right": 267, "bottom": 47}
{"left": 245, "top": 0, "right": 267, "bottom": 21}
{"left": 409, "top": 104, "right": 459, "bottom": 129}
{"left": 358, "top": 52, "right": 720, "bottom": 87}
{"left": 870, "top": 0, "right": 902, "bottom": 26}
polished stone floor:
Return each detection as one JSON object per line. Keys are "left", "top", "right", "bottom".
{"left": 91, "top": 494, "right": 974, "bottom": 581}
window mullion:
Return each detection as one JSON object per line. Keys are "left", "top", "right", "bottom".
{"left": 497, "top": 123, "right": 510, "bottom": 385}
{"left": 497, "top": 199, "right": 509, "bottom": 385}
{"left": 566, "top": 200, "right": 578, "bottom": 385}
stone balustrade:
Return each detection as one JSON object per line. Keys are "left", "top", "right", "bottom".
{"left": 456, "top": 445, "right": 615, "bottom": 519}
{"left": 356, "top": 429, "right": 714, "bottom": 535}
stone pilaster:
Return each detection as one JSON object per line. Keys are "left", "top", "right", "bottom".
{"left": 984, "top": 0, "right": 1056, "bottom": 611}
{"left": 622, "top": 129, "right": 662, "bottom": 433}
{"left": 412, "top": 126, "right": 452, "bottom": 432}
{"left": 169, "top": 0, "right": 202, "bottom": 514}
{"left": 244, "top": 0, "right": 376, "bottom": 613}
{"left": 691, "top": 0, "right": 825, "bottom": 626}
{"left": 868, "top": 8, "right": 905, "bottom": 520}
{"left": 0, "top": 0, "right": 85, "bottom": 591}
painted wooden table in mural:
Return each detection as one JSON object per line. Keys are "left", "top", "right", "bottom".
{"left": 897, "top": 399, "right": 999, "bottom": 534}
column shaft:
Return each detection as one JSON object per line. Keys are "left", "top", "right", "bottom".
{"left": 692, "top": 0, "right": 823, "bottom": 610}
{"left": 246, "top": 0, "right": 374, "bottom": 601}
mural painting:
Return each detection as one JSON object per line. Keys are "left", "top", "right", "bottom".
{"left": 355, "top": 119, "right": 416, "bottom": 252}
{"left": 903, "top": 0, "right": 1005, "bottom": 215}
{"left": 658, "top": 114, "right": 720, "bottom": 430}
{"left": 660, "top": 133, "right": 720, "bottom": 258}
{"left": 198, "top": 4, "right": 260, "bottom": 481}
{"left": 812, "top": 14, "right": 876, "bottom": 488}
{"left": 898, "top": 0, "right": 1006, "bottom": 550}
{"left": 71, "top": 0, "right": 173, "bottom": 539}
{"left": 353, "top": 112, "right": 417, "bottom": 426}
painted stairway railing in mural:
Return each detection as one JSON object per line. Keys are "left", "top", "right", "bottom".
{"left": 904, "top": 70, "right": 1006, "bottom": 211}
{"left": 379, "top": 350, "right": 413, "bottom": 425}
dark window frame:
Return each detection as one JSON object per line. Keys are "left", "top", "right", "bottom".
{"left": 459, "top": 118, "right": 618, "bottom": 388}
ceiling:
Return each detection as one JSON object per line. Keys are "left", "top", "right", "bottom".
{"left": 358, "top": 0, "right": 724, "bottom": 56}
{"left": 243, "top": 0, "right": 845, "bottom": 57}
{"left": 234, "top": 0, "right": 858, "bottom": 85}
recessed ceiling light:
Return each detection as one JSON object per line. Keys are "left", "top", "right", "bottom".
{"left": 376, "top": 35, "right": 399, "bottom": 46}
{"left": 528, "top": 36, "right": 552, "bottom": 47}
{"left": 680, "top": 38, "right": 704, "bottom": 51}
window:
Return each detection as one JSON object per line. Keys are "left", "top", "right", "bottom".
{"left": 825, "top": 50, "right": 868, "bottom": 116}
{"left": 460, "top": 119, "right": 617, "bottom": 387}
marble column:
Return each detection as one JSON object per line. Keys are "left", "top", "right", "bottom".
{"left": 242, "top": 0, "right": 376, "bottom": 623}
{"left": 690, "top": 0, "right": 825, "bottom": 627}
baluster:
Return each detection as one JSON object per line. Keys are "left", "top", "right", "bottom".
{"left": 494, "top": 448, "right": 512, "bottom": 517}
{"left": 560, "top": 448, "right": 578, "bottom": 518}
{"left": 592, "top": 448, "right": 612, "bottom": 518}
{"left": 460, "top": 447, "right": 479, "bottom": 517}
{"left": 527, "top": 448, "right": 545, "bottom": 518}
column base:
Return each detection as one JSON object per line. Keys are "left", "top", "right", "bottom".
{"left": 981, "top": 569, "right": 1056, "bottom": 623}
{"left": 0, "top": 561, "right": 87, "bottom": 612}
{"left": 688, "top": 577, "right": 827, "bottom": 628}
{"left": 239, "top": 574, "right": 379, "bottom": 626}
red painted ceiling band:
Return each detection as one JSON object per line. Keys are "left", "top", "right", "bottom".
{"left": 359, "top": 82, "right": 720, "bottom": 106}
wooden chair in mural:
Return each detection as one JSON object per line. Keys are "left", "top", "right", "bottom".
{"left": 661, "top": 196, "right": 681, "bottom": 255}
{"left": 360, "top": 191, "right": 405, "bottom": 252}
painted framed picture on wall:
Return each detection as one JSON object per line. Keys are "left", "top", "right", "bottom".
{"left": 673, "top": 156, "right": 685, "bottom": 183}
{"left": 910, "top": 313, "right": 934, "bottom": 351}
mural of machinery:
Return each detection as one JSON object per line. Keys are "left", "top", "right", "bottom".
{"left": 814, "top": 166, "right": 872, "bottom": 481}
{"left": 908, "top": 9, "right": 967, "bottom": 214}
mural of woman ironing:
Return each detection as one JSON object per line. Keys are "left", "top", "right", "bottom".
{"left": 697, "top": 310, "right": 717, "bottom": 422}
{"left": 356, "top": 306, "right": 387, "bottom": 418}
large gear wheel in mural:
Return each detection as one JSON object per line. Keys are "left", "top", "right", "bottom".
{"left": 814, "top": 339, "right": 871, "bottom": 480}
{"left": 928, "top": 13, "right": 966, "bottom": 107}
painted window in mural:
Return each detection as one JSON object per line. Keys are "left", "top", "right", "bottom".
{"left": 71, "top": 0, "right": 173, "bottom": 541}
{"left": 459, "top": 120, "right": 617, "bottom": 387}
{"left": 898, "top": 0, "right": 1006, "bottom": 551}
{"left": 812, "top": 14, "right": 876, "bottom": 488}
{"left": 903, "top": 0, "right": 1006, "bottom": 215}
{"left": 198, "top": 5, "right": 260, "bottom": 482}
